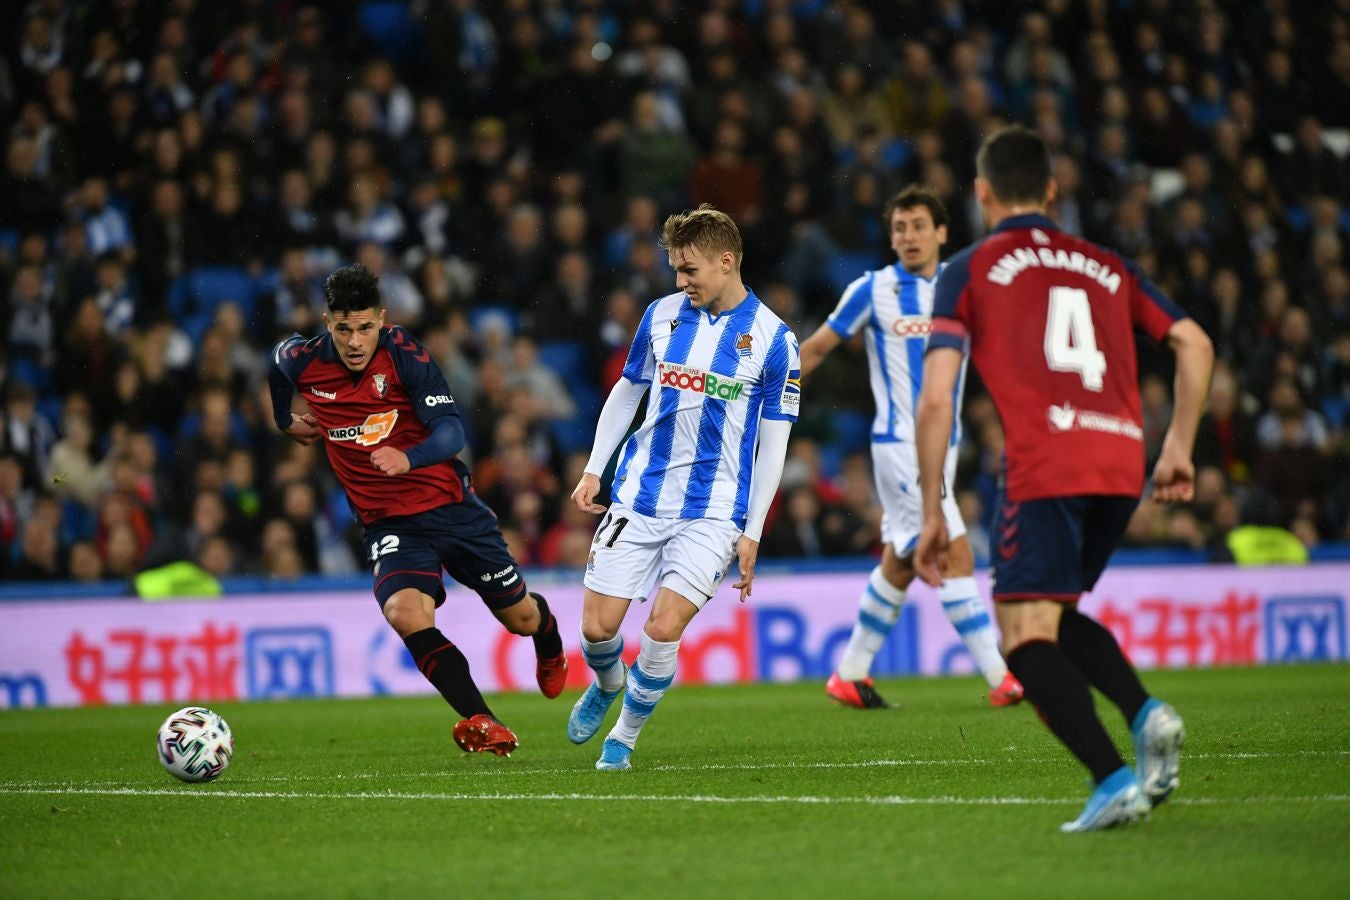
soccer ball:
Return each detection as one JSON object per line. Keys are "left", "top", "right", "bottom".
{"left": 157, "top": 706, "right": 234, "bottom": 783}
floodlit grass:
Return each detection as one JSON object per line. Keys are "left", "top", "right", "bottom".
{"left": 1, "top": 665, "right": 1347, "bottom": 899}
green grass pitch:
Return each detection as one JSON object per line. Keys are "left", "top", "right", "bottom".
{"left": 2, "top": 665, "right": 1347, "bottom": 899}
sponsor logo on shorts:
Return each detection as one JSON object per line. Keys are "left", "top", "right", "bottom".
{"left": 658, "top": 362, "right": 746, "bottom": 401}
{"left": 310, "top": 387, "right": 337, "bottom": 400}
{"left": 328, "top": 409, "right": 399, "bottom": 446}
{"left": 479, "top": 565, "right": 515, "bottom": 582}
{"left": 1046, "top": 402, "right": 1143, "bottom": 441}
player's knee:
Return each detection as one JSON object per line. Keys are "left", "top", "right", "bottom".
{"left": 643, "top": 612, "right": 687, "bottom": 643}
{"left": 382, "top": 590, "right": 433, "bottom": 636}
{"left": 496, "top": 597, "right": 540, "bottom": 636}
{"left": 580, "top": 612, "right": 618, "bottom": 644}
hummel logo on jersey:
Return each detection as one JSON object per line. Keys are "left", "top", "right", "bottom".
{"left": 328, "top": 410, "right": 398, "bottom": 446}
{"left": 310, "top": 387, "right": 337, "bottom": 399}
{"left": 372, "top": 373, "right": 389, "bottom": 398}
{"left": 1046, "top": 402, "right": 1144, "bottom": 441}
{"left": 1048, "top": 402, "right": 1077, "bottom": 431}
{"left": 658, "top": 362, "right": 745, "bottom": 400}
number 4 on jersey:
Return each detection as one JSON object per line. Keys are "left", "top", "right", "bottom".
{"left": 1043, "top": 286, "right": 1107, "bottom": 391}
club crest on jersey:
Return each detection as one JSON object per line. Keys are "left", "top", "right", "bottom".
{"left": 735, "top": 332, "right": 753, "bottom": 357}
{"left": 328, "top": 410, "right": 398, "bottom": 446}
{"left": 372, "top": 373, "right": 389, "bottom": 398}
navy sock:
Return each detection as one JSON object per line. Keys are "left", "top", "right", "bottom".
{"left": 1006, "top": 639, "right": 1126, "bottom": 784}
{"left": 402, "top": 627, "right": 492, "bottom": 719}
{"left": 1058, "top": 606, "right": 1149, "bottom": 726}
{"left": 530, "top": 593, "right": 563, "bottom": 658}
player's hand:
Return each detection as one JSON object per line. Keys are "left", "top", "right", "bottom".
{"left": 371, "top": 446, "right": 411, "bottom": 476}
{"left": 571, "top": 472, "right": 607, "bottom": 514}
{"left": 1150, "top": 442, "right": 1196, "bottom": 503}
{"left": 733, "top": 535, "right": 759, "bottom": 603}
{"left": 914, "top": 515, "right": 950, "bottom": 588}
{"left": 284, "top": 413, "right": 322, "bottom": 446}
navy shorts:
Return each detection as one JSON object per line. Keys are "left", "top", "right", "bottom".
{"left": 363, "top": 495, "right": 528, "bottom": 610}
{"left": 990, "top": 492, "right": 1138, "bottom": 602}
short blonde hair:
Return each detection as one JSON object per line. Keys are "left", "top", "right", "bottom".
{"left": 659, "top": 204, "right": 743, "bottom": 268}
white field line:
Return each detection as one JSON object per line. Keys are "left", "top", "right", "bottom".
{"left": 2, "top": 749, "right": 1342, "bottom": 789}
{"left": 0, "top": 785, "right": 1348, "bottom": 807}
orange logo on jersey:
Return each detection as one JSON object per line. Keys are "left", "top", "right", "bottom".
{"left": 327, "top": 410, "right": 399, "bottom": 446}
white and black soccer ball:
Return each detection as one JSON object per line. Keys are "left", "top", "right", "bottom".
{"left": 157, "top": 706, "right": 234, "bottom": 783}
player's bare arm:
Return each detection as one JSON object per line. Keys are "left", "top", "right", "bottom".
{"left": 571, "top": 472, "right": 607, "bottom": 514}
{"left": 371, "top": 446, "right": 411, "bottom": 476}
{"left": 1152, "top": 318, "right": 1215, "bottom": 504}
{"left": 798, "top": 325, "right": 842, "bottom": 378}
{"left": 733, "top": 535, "right": 759, "bottom": 602}
{"left": 283, "top": 413, "right": 322, "bottom": 445}
{"left": 914, "top": 346, "right": 963, "bottom": 587}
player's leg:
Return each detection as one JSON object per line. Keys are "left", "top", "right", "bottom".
{"left": 437, "top": 495, "right": 568, "bottom": 699}
{"left": 940, "top": 535, "right": 1022, "bottom": 704}
{"left": 828, "top": 443, "right": 914, "bottom": 708}
{"left": 569, "top": 503, "right": 661, "bottom": 745}
{"left": 993, "top": 495, "right": 1146, "bottom": 831}
{"left": 567, "top": 587, "right": 633, "bottom": 744}
{"left": 598, "top": 517, "right": 738, "bottom": 770}
{"left": 1060, "top": 496, "right": 1183, "bottom": 807}
{"left": 827, "top": 542, "right": 910, "bottom": 708}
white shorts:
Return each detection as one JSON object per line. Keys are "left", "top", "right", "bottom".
{"left": 872, "top": 441, "right": 966, "bottom": 556}
{"left": 583, "top": 502, "right": 741, "bottom": 609}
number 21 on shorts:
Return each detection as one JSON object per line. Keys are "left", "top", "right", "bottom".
{"left": 1044, "top": 286, "right": 1106, "bottom": 391}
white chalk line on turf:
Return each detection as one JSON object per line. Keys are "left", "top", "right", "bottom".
{"left": 0, "top": 786, "right": 1347, "bottom": 807}
{"left": 0, "top": 749, "right": 1345, "bottom": 790}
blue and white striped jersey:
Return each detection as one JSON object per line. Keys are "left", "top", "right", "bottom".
{"left": 827, "top": 262, "right": 966, "bottom": 446}
{"left": 614, "top": 290, "right": 800, "bottom": 528}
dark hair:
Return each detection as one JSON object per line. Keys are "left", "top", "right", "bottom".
{"left": 884, "top": 185, "right": 949, "bottom": 229}
{"left": 324, "top": 263, "right": 381, "bottom": 314}
{"left": 976, "top": 125, "right": 1052, "bottom": 207}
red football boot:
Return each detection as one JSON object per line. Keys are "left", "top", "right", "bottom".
{"left": 452, "top": 714, "right": 519, "bottom": 757}
{"left": 536, "top": 651, "right": 568, "bottom": 699}
{"left": 989, "top": 671, "right": 1025, "bottom": 708}
{"left": 825, "top": 672, "right": 889, "bottom": 709}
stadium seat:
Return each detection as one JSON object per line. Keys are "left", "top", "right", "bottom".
{"left": 468, "top": 305, "right": 518, "bottom": 339}
{"left": 881, "top": 139, "right": 912, "bottom": 170}
{"left": 537, "top": 340, "right": 586, "bottom": 379}
{"left": 831, "top": 408, "right": 872, "bottom": 455}
{"left": 169, "top": 266, "right": 258, "bottom": 343}
{"left": 358, "top": 1, "right": 423, "bottom": 64}
{"left": 9, "top": 356, "right": 54, "bottom": 397}
{"left": 826, "top": 252, "right": 884, "bottom": 295}
{"left": 551, "top": 382, "right": 600, "bottom": 454}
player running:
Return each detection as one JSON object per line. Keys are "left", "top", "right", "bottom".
{"left": 568, "top": 205, "right": 799, "bottom": 770}
{"left": 916, "top": 126, "right": 1213, "bottom": 831}
{"left": 268, "top": 263, "right": 567, "bottom": 757}
{"left": 800, "top": 186, "right": 1022, "bottom": 710}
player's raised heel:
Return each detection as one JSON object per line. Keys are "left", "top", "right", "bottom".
{"left": 989, "top": 671, "right": 1025, "bottom": 707}
{"left": 536, "top": 651, "right": 568, "bottom": 699}
{"left": 1060, "top": 766, "right": 1150, "bottom": 832}
{"left": 826, "top": 672, "right": 888, "bottom": 709}
{"left": 567, "top": 667, "right": 626, "bottom": 744}
{"left": 452, "top": 714, "right": 518, "bottom": 757}
{"left": 1132, "top": 698, "right": 1184, "bottom": 807}
{"left": 595, "top": 738, "right": 633, "bottom": 771}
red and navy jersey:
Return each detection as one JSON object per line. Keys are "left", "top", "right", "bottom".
{"left": 270, "top": 325, "right": 467, "bottom": 524}
{"left": 928, "top": 214, "right": 1187, "bottom": 502}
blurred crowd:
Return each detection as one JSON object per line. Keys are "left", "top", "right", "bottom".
{"left": 2, "top": 0, "right": 1349, "bottom": 586}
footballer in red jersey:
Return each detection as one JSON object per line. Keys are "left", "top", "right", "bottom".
{"left": 268, "top": 264, "right": 567, "bottom": 756}
{"left": 915, "top": 127, "right": 1214, "bottom": 832}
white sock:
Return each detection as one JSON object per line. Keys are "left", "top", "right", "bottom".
{"left": 835, "top": 566, "right": 905, "bottom": 681}
{"left": 581, "top": 630, "right": 626, "bottom": 693}
{"left": 608, "top": 631, "right": 679, "bottom": 749}
{"left": 938, "top": 576, "right": 1008, "bottom": 688}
